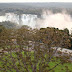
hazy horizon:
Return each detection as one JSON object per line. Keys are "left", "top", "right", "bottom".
{"left": 0, "top": 0, "right": 72, "bottom": 3}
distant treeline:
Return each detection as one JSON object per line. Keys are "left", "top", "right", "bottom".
{"left": 0, "top": 21, "right": 17, "bottom": 29}
{"left": 0, "top": 3, "right": 72, "bottom": 16}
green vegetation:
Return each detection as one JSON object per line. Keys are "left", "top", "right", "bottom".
{"left": 0, "top": 25, "right": 72, "bottom": 72}
{"left": 0, "top": 21, "right": 17, "bottom": 29}
{"left": 0, "top": 52, "right": 72, "bottom": 72}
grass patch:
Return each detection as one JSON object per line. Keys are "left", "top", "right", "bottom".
{"left": 0, "top": 51, "right": 72, "bottom": 72}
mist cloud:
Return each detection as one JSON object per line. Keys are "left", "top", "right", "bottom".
{"left": 36, "top": 11, "right": 72, "bottom": 34}
{"left": 0, "top": 11, "right": 72, "bottom": 34}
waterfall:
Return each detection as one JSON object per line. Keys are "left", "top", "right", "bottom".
{"left": 0, "top": 12, "right": 72, "bottom": 34}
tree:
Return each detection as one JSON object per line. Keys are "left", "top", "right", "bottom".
{"left": 0, "top": 25, "right": 5, "bottom": 33}
{"left": 0, "top": 27, "right": 72, "bottom": 72}
{"left": 63, "top": 28, "right": 69, "bottom": 35}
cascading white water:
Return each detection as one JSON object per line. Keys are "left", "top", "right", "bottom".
{"left": 0, "top": 13, "right": 38, "bottom": 28}
{"left": 21, "top": 14, "right": 37, "bottom": 28}
{"left": 0, "top": 12, "right": 72, "bottom": 34}
{"left": 6, "top": 13, "right": 19, "bottom": 24}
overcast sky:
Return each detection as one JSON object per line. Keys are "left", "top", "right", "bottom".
{"left": 0, "top": 0, "right": 72, "bottom": 3}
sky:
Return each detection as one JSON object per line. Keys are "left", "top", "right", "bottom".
{"left": 0, "top": 0, "right": 72, "bottom": 3}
